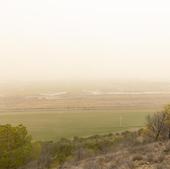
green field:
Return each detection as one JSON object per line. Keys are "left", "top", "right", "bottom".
{"left": 0, "top": 109, "right": 154, "bottom": 141}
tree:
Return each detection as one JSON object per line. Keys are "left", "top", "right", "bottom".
{"left": 0, "top": 124, "right": 32, "bottom": 169}
{"left": 164, "top": 105, "right": 170, "bottom": 139}
{"left": 146, "top": 111, "right": 167, "bottom": 141}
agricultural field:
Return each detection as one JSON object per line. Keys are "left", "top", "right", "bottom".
{"left": 0, "top": 109, "right": 152, "bottom": 141}
{"left": 1, "top": 82, "right": 170, "bottom": 141}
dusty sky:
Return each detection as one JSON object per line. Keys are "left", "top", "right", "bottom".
{"left": 0, "top": 0, "right": 170, "bottom": 83}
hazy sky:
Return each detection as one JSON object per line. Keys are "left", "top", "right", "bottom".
{"left": 0, "top": 0, "right": 170, "bottom": 83}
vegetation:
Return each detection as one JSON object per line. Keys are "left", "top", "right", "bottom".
{"left": 2, "top": 105, "right": 170, "bottom": 168}
{"left": 0, "top": 124, "right": 32, "bottom": 169}
{"left": 146, "top": 105, "right": 170, "bottom": 141}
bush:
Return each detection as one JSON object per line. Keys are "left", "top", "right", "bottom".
{"left": 132, "top": 154, "right": 143, "bottom": 161}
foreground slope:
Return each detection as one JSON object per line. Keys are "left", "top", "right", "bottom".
{"left": 61, "top": 141, "right": 170, "bottom": 169}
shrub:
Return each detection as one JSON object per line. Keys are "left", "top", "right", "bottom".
{"left": 132, "top": 154, "right": 143, "bottom": 161}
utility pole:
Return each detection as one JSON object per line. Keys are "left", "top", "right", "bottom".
{"left": 119, "top": 115, "right": 122, "bottom": 127}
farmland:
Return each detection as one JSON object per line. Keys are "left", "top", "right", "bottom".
{"left": 0, "top": 109, "right": 153, "bottom": 141}
{"left": 1, "top": 82, "right": 170, "bottom": 140}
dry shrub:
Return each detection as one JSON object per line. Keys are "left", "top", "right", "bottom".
{"left": 154, "top": 153, "right": 165, "bottom": 163}
{"left": 102, "top": 154, "right": 114, "bottom": 163}
{"left": 83, "top": 160, "right": 103, "bottom": 169}
{"left": 125, "top": 161, "right": 135, "bottom": 169}
{"left": 129, "top": 145, "right": 146, "bottom": 154}
{"left": 164, "top": 141, "right": 170, "bottom": 153}
{"left": 108, "top": 161, "right": 135, "bottom": 169}
{"left": 108, "top": 163, "right": 118, "bottom": 169}
{"left": 132, "top": 154, "right": 143, "bottom": 161}
{"left": 156, "top": 163, "right": 170, "bottom": 169}
{"left": 146, "top": 153, "right": 154, "bottom": 163}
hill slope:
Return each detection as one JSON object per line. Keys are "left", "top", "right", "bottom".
{"left": 60, "top": 141, "right": 170, "bottom": 169}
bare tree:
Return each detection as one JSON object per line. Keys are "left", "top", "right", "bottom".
{"left": 164, "top": 105, "right": 170, "bottom": 139}
{"left": 147, "top": 111, "right": 167, "bottom": 141}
